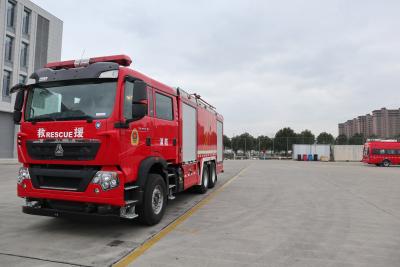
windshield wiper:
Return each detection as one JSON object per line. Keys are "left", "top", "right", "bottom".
{"left": 27, "top": 116, "right": 56, "bottom": 122}
{"left": 57, "top": 115, "right": 94, "bottom": 122}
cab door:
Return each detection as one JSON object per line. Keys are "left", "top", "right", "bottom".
{"left": 119, "top": 79, "right": 153, "bottom": 181}
{"left": 151, "top": 90, "right": 178, "bottom": 162}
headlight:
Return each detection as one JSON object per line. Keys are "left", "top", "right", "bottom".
{"left": 92, "top": 171, "right": 119, "bottom": 191}
{"left": 18, "top": 167, "right": 30, "bottom": 184}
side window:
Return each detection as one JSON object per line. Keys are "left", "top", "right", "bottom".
{"left": 123, "top": 81, "right": 134, "bottom": 119}
{"left": 148, "top": 88, "right": 154, "bottom": 117}
{"left": 155, "top": 92, "right": 173, "bottom": 120}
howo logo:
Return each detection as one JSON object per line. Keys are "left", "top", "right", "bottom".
{"left": 55, "top": 144, "right": 64, "bottom": 157}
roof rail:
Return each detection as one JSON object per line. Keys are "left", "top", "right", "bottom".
{"left": 191, "top": 93, "right": 216, "bottom": 110}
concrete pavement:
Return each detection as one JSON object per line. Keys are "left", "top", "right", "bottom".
{"left": 0, "top": 160, "right": 248, "bottom": 266}
{"left": 131, "top": 161, "right": 400, "bottom": 267}
{"left": 1, "top": 160, "right": 400, "bottom": 266}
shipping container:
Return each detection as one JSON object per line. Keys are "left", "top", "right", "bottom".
{"left": 292, "top": 144, "right": 330, "bottom": 160}
{"left": 333, "top": 145, "right": 363, "bottom": 162}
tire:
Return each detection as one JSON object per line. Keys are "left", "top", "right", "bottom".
{"left": 382, "top": 160, "right": 391, "bottom": 167}
{"left": 208, "top": 162, "right": 217, "bottom": 188}
{"left": 137, "top": 174, "right": 167, "bottom": 226}
{"left": 195, "top": 164, "right": 209, "bottom": 194}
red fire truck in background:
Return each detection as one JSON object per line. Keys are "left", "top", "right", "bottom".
{"left": 11, "top": 55, "right": 224, "bottom": 225}
{"left": 362, "top": 140, "right": 400, "bottom": 167}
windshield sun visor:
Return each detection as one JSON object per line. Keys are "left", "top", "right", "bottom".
{"left": 30, "top": 62, "right": 120, "bottom": 84}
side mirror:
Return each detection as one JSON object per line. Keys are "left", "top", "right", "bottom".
{"left": 133, "top": 81, "right": 147, "bottom": 101}
{"left": 11, "top": 85, "right": 27, "bottom": 124}
{"left": 14, "top": 90, "right": 25, "bottom": 111}
{"left": 10, "top": 83, "right": 26, "bottom": 94}
{"left": 132, "top": 102, "right": 147, "bottom": 120}
{"left": 13, "top": 110, "right": 22, "bottom": 124}
{"left": 128, "top": 81, "right": 148, "bottom": 121}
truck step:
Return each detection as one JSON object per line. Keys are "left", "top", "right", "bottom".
{"left": 169, "top": 184, "right": 176, "bottom": 189}
{"left": 125, "top": 200, "right": 138, "bottom": 205}
{"left": 124, "top": 185, "right": 139, "bottom": 190}
{"left": 168, "top": 195, "right": 176, "bottom": 200}
{"left": 168, "top": 173, "right": 175, "bottom": 177}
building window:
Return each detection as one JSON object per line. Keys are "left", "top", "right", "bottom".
{"left": 2, "top": 70, "right": 12, "bottom": 98}
{"left": 6, "top": 1, "right": 16, "bottom": 29}
{"left": 22, "top": 9, "right": 31, "bottom": 35}
{"left": 155, "top": 93, "right": 173, "bottom": 121}
{"left": 5, "top": 36, "right": 14, "bottom": 62}
{"left": 19, "top": 74, "right": 27, "bottom": 84}
{"left": 20, "top": 42, "right": 29, "bottom": 68}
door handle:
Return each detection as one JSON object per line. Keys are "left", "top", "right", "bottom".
{"left": 146, "top": 137, "right": 151, "bottom": 146}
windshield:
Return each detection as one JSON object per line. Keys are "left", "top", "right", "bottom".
{"left": 25, "top": 80, "right": 117, "bottom": 122}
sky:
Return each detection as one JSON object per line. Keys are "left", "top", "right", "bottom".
{"left": 32, "top": 0, "right": 400, "bottom": 137}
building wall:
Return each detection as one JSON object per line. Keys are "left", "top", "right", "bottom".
{"left": 0, "top": 0, "right": 62, "bottom": 158}
{"left": 339, "top": 108, "right": 400, "bottom": 139}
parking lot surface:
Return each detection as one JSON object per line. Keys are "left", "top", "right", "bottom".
{"left": 1, "top": 160, "right": 400, "bottom": 266}
{"left": 0, "top": 160, "right": 248, "bottom": 266}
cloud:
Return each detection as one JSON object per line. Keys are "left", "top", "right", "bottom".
{"left": 32, "top": 0, "right": 400, "bottom": 137}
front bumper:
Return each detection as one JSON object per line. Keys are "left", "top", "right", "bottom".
{"left": 18, "top": 176, "right": 126, "bottom": 207}
{"left": 22, "top": 204, "right": 120, "bottom": 219}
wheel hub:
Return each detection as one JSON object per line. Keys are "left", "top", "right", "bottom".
{"left": 152, "top": 185, "right": 164, "bottom": 215}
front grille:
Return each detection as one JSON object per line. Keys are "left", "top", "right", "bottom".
{"left": 29, "top": 165, "right": 100, "bottom": 191}
{"left": 26, "top": 140, "right": 101, "bottom": 161}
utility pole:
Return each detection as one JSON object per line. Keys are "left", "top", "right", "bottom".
{"left": 272, "top": 138, "right": 275, "bottom": 154}
{"left": 286, "top": 137, "right": 289, "bottom": 156}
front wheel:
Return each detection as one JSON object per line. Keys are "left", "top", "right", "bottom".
{"left": 137, "top": 174, "right": 167, "bottom": 226}
{"left": 382, "top": 160, "right": 391, "bottom": 167}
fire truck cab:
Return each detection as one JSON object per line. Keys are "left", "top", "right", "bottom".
{"left": 12, "top": 55, "right": 224, "bottom": 225}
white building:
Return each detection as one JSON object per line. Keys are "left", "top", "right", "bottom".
{"left": 0, "top": 0, "right": 62, "bottom": 157}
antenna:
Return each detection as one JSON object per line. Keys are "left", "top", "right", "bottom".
{"left": 80, "top": 48, "right": 86, "bottom": 60}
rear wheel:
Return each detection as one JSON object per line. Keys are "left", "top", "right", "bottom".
{"left": 137, "top": 174, "right": 167, "bottom": 226}
{"left": 195, "top": 164, "right": 209, "bottom": 194}
{"left": 208, "top": 162, "right": 217, "bottom": 188}
{"left": 382, "top": 160, "right": 391, "bottom": 167}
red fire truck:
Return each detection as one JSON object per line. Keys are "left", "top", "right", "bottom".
{"left": 362, "top": 140, "right": 400, "bottom": 167}
{"left": 11, "top": 55, "right": 224, "bottom": 225}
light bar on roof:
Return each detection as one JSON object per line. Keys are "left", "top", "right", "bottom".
{"left": 45, "top": 55, "right": 132, "bottom": 70}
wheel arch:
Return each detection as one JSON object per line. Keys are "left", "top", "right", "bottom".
{"left": 136, "top": 157, "right": 168, "bottom": 189}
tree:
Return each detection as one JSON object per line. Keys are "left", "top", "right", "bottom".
{"left": 317, "top": 132, "right": 335, "bottom": 144}
{"left": 223, "top": 135, "right": 231, "bottom": 149}
{"left": 298, "top": 129, "right": 315, "bottom": 144}
{"left": 274, "top": 127, "right": 297, "bottom": 154}
{"left": 256, "top": 135, "right": 273, "bottom": 152}
{"left": 336, "top": 134, "right": 348, "bottom": 145}
{"left": 349, "top": 133, "right": 365, "bottom": 145}
{"left": 231, "top": 132, "right": 256, "bottom": 152}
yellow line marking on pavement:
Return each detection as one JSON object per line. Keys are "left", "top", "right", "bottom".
{"left": 113, "top": 165, "right": 250, "bottom": 267}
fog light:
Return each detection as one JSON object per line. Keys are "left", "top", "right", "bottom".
{"left": 91, "top": 171, "right": 119, "bottom": 191}
{"left": 18, "top": 167, "right": 30, "bottom": 184}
